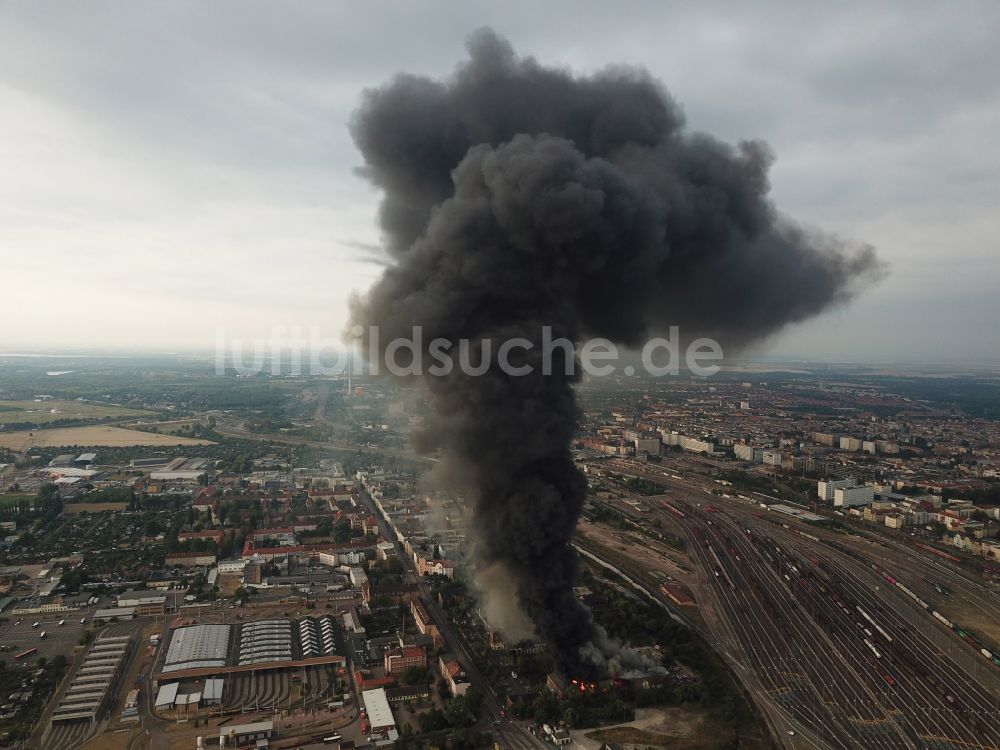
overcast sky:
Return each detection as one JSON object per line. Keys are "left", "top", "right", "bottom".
{"left": 1, "top": 1, "right": 998, "bottom": 363}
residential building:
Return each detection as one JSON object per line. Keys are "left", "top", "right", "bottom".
{"left": 384, "top": 645, "right": 426, "bottom": 675}
{"left": 834, "top": 485, "right": 874, "bottom": 508}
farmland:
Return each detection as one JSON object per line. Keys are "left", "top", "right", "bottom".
{"left": 0, "top": 426, "right": 214, "bottom": 451}
{"left": 0, "top": 399, "right": 151, "bottom": 427}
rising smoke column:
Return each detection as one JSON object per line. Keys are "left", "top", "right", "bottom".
{"left": 349, "top": 30, "right": 883, "bottom": 677}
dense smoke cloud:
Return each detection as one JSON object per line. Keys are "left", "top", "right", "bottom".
{"left": 350, "top": 29, "right": 883, "bottom": 676}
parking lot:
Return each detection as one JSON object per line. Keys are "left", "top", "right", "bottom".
{"left": 0, "top": 614, "right": 89, "bottom": 664}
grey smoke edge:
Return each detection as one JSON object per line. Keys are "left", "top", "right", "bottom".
{"left": 349, "top": 28, "right": 884, "bottom": 677}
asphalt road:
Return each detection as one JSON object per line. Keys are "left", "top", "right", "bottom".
{"left": 355, "top": 483, "right": 548, "bottom": 750}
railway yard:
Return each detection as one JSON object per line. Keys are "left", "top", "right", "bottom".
{"left": 39, "top": 620, "right": 143, "bottom": 750}
{"left": 588, "top": 458, "right": 1000, "bottom": 750}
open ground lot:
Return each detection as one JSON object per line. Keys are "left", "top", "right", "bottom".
{"left": 578, "top": 518, "right": 694, "bottom": 582}
{"left": 0, "top": 425, "right": 214, "bottom": 450}
{"left": 580, "top": 706, "right": 746, "bottom": 750}
{"left": 924, "top": 590, "right": 1000, "bottom": 650}
{"left": 79, "top": 729, "right": 142, "bottom": 750}
{"left": 0, "top": 399, "right": 151, "bottom": 426}
{"left": 0, "top": 614, "right": 89, "bottom": 664}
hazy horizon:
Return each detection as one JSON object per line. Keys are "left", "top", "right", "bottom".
{"left": 3, "top": 345, "right": 1000, "bottom": 370}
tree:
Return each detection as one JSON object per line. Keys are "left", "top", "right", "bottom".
{"left": 334, "top": 523, "right": 352, "bottom": 544}
{"left": 38, "top": 483, "right": 59, "bottom": 505}
{"left": 464, "top": 686, "right": 483, "bottom": 716}
{"left": 443, "top": 695, "right": 476, "bottom": 728}
{"left": 516, "top": 653, "right": 552, "bottom": 684}
{"left": 418, "top": 707, "right": 449, "bottom": 733}
{"left": 60, "top": 566, "right": 89, "bottom": 594}
{"left": 532, "top": 691, "right": 559, "bottom": 724}
{"left": 400, "top": 666, "right": 430, "bottom": 686}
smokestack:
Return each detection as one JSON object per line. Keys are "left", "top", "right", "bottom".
{"left": 349, "top": 29, "right": 883, "bottom": 677}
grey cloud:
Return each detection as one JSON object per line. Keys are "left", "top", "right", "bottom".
{"left": 0, "top": 0, "right": 996, "bottom": 355}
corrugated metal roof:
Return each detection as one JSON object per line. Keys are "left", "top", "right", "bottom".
{"left": 362, "top": 687, "right": 395, "bottom": 730}
{"left": 164, "top": 623, "right": 231, "bottom": 671}
{"left": 95, "top": 606, "right": 135, "bottom": 619}
{"left": 203, "top": 677, "right": 225, "bottom": 701}
{"left": 155, "top": 681, "right": 179, "bottom": 707}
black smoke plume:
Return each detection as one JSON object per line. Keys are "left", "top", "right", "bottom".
{"left": 349, "top": 30, "right": 883, "bottom": 677}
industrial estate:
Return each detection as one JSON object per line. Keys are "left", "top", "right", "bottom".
{"left": 0, "top": 356, "right": 998, "bottom": 750}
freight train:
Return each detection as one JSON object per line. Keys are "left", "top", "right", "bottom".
{"left": 880, "top": 570, "right": 1000, "bottom": 668}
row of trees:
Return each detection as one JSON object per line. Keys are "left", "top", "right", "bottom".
{"left": 0, "top": 483, "right": 62, "bottom": 522}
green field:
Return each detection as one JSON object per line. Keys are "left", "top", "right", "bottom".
{"left": 0, "top": 494, "right": 38, "bottom": 508}
{"left": 0, "top": 399, "right": 151, "bottom": 426}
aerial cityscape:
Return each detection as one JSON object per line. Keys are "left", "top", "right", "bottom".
{"left": 2, "top": 3, "right": 999, "bottom": 750}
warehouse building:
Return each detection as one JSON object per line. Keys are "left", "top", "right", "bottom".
{"left": 162, "top": 623, "right": 231, "bottom": 674}
{"left": 219, "top": 720, "right": 274, "bottom": 747}
{"left": 362, "top": 687, "right": 398, "bottom": 741}
{"left": 51, "top": 634, "right": 134, "bottom": 723}
{"left": 116, "top": 589, "right": 167, "bottom": 616}
{"left": 93, "top": 606, "right": 136, "bottom": 623}
{"left": 238, "top": 618, "right": 292, "bottom": 666}
{"left": 153, "top": 616, "right": 346, "bottom": 682}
